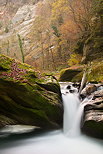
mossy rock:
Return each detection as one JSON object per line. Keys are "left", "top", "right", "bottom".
{"left": 82, "top": 107, "right": 103, "bottom": 139}
{"left": 87, "top": 61, "right": 103, "bottom": 82}
{"left": 59, "top": 62, "right": 103, "bottom": 82}
{"left": 82, "top": 120, "right": 103, "bottom": 139}
{"left": 59, "top": 66, "right": 83, "bottom": 82}
{"left": 36, "top": 82, "right": 61, "bottom": 96}
{"left": 0, "top": 55, "right": 63, "bottom": 129}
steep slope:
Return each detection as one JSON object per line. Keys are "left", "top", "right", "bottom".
{"left": 0, "top": 2, "right": 40, "bottom": 61}
{"left": 74, "top": 0, "right": 103, "bottom": 63}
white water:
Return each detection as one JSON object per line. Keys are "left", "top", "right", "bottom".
{"left": 63, "top": 92, "right": 82, "bottom": 136}
{"left": 61, "top": 82, "right": 84, "bottom": 136}
{"left": 0, "top": 83, "right": 103, "bottom": 154}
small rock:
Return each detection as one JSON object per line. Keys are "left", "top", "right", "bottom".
{"left": 66, "top": 85, "right": 71, "bottom": 89}
{"left": 81, "top": 84, "right": 97, "bottom": 96}
{"left": 93, "top": 89, "right": 103, "bottom": 98}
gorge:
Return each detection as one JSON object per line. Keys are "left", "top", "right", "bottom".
{"left": 0, "top": 82, "right": 103, "bottom": 154}
{"left": 0, "top": 0, "right": 103, "bottom": 153}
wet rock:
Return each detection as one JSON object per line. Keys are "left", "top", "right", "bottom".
{"left": 93, "top": 89, "right": 103, "bottom": 98}
{"left": 0, "top": 55, "right": 63, "bottom": 130}
{"left": 82, "top": 110, "right": 103, "bottom": 138}
{"left": 82, "top": 89, "right": 103, "bottom": 138}
{"left": 81, "top": 84, "right": 97, "bottom": 97}
{"left": 69, "top": 89, "right": 75, "bottom": 93}
{"left": 72, "top": 83, "right": 80, "bottom": 89}
{"left": 59, "top": 66, "right": 83, "bottom": 82}
{"left": 66, "top": 85, "right": 71, "bottom": 89}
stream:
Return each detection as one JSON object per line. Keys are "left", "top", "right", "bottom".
{"left": 0, "top": 82, "right": 103, "bottom": 154}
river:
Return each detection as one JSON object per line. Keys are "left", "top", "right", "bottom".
{"left": 0, "top": 82, "right": 103, "bottom": 154}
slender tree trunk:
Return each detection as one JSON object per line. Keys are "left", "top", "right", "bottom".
{"left": 40, "top": 33, "right": 45, "bottom": 69}
{"left": 57, "top": 38, "right": 62, "bottom": 59}
{"left": 50, "top": 48, "right": 56, "bottom": 70}
{"left": 17, "top": 34, "right": 24, "bottom": 63}
{"left": 46, "top": 48, "right": 50, "bottom": 70}
{"left": 48, "top": 36, "right": 56, "bottom": 70}
{"left": 79, "top": 70, "right": 87, "bottom": 94}
{"left": 7, "top": 40, "right": 10, "bottom": 56}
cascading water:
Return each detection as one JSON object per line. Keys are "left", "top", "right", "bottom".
{"left": 61, "top": 83, "right": 84, "bottom": 136}
{"left": 0, "top": 82, "right": 103, "bottom": 154}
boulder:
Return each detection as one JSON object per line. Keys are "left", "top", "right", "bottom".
{"left": 82, "top": 88, "right": 103, "bottom": 138}
{"left": 80, "top": 84, "right": 97, "bottom": 97}
{"left": 59, "top": 61, "right": 103, "bottom": 83}
{"left": 59, "top": 66, "right": 83, "bottom": 82}
{"left": 93, "top": 89, "right": 103, "bottom": 98}
{"left": 82, "top": 109, "right": 103, "bottom": 138}
{"left": 0, "top": 55, "right": 63, "bottom": 129}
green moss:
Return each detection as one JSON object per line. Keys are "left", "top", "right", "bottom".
{"left": 0, "top": 54, "right": 13, "bottom": 70}
{"left": 59, "top": 66, "right": 83, "bottom": 82}
{"left": 59, "top": 61, "right": 103, "bottom": 82}
{"left": 74, "top": 38, "right": 85, "bottom": 55}
{"left": 82, "top": 120, "right": 103, "bottom": 138}
{"left": 0, "top": 78, "right": 62, "bottom": 128}
{"left": 0, "top": 55, "right": 62, "bottom": 129}
{"left": 24, "top": 71, "right": 38, "bottom": 83}
{"left": 72, "top": 72, "right": 83, "bottom": 82}
{"left": 18, "top": 62, "right": 33, "bottom": 70}
{"left": 87, "top": 61, "right": 103, "bottom": 82}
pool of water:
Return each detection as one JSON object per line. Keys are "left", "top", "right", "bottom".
{"left": 0, "top": 130, "right": 103, "bottom": 154}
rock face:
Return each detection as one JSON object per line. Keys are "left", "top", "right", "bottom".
{"left": 0, "top": 0, "right": 47, "bottom": 70}
{"left": 59, "top": 66, "right": 83, "bottom": 82}
{"left": 0, "top": 2, "right": 39, "bottom": 61}
{"left": 59, "top": 61, "right": 103, "bottom": 82}
{"left": 81, "top": 84, "right": 97, "bottom": 97}
{"left": 0, "top": 55, "right": 63, "bottom": 129}
{"left": 81, "top": 84, "right": 103, "bottom": 138}
{"left": 12, "top": 4, "right": 36, "bottom": 32}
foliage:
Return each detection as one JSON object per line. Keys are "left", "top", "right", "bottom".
{"left": 59, "top": 61, "right": 103, "bottom": 82}
{"left": 68, "top": 53, "right": 82, "bottom": 66}
{"left": 0, "top": 0, "right": 102, "bottom": 71}
{"left": 5, "top": 26, "right": 9, "bottom": 33}
{"left": 0, "top": 54, "right": 37, "bottom": 83}
{"left": 87, "top": 61, "right": 103, "bottom": 82}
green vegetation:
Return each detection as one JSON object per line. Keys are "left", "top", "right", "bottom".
{"left": 0, "top": 1, "right": 102, "bottom": 138}
{"left": 82, "top": 120, "right": 103, "bottom": 138}
{"left": 59, "top": 66, "right": 83, "bottom": 82}
{"left": 0, "top": 0, "right": 102, "bottom": 72}
{"left": 0, "top": 54, "right": 62, "bottom": 129}
{"left": 74, "top": 0, "right": 103, "bottom": 63}
{"left": 87, "top": 61, "right": 103, "bottom": 82}
{"left": 59, "top": 61, "right": 103, "bottom": 82}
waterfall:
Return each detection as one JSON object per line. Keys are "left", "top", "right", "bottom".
{"left": 61, "top": 83, "right": 85, "bottom": 137}
{"left": 1, "top": 82, "right": 103, "bottom": 154}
